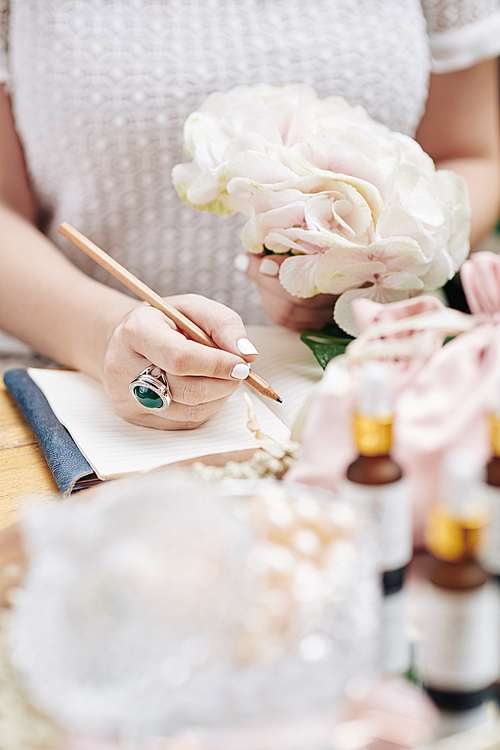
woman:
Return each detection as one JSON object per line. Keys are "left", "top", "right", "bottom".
{"left": 0, "top": 0, "right": 499, "bottom": 429}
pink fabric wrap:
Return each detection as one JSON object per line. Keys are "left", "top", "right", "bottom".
{"left": 287, "top": 251, "right": 500, "bottom": 547}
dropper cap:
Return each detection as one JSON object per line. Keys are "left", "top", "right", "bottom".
{"left": 353, "top": 361, "right": 393, "bottom": 456}
{"left": 357, "top": 361, "right": 391, "bottom": 417}
{"left": 441, "top": 452, "right": 483, "bottom": 514}
{"left": 426, "top": 451, "right": 489, "bottom": 561}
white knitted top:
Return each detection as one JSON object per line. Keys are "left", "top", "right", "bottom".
{"left": 1, "top": 0, "right": 500, "bottom": 326}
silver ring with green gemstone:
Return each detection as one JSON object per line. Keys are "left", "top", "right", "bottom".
{"left": 129, "top": 365, "right": 172, "bottom": 411}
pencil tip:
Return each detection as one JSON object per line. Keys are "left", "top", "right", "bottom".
{"left": 277, "top": 397, "right": 283, "bottom": 403}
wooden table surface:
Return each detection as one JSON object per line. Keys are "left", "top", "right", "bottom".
{"left": 0, "top": 377, "right": 58, "bottom": 532}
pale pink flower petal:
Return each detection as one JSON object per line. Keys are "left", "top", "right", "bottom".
{"left": 304, "top": 187, "right": 372, "bottom": 240}
{"left": 221, "top": 132, "right": 282, "bottom": 160}
{"left": 236, "top": 187, "right": 311, "bottom": 215}
{"left": 227, "top": 171, "right": 324, "bottom": 199}
{"left": 171, "top": 162, "right": 203, "bottom": 203}
{"left": 377, "top": 205, "right": 437, "bottom": 261}
{"left": 240, "top": 203, "right": 307, "bottom": 253}
{"left": 316, "top": 253, "right": 387, "bottom": 294}
{"left": 172, "top": 163, "right": 237, "bottom": 216}
{"left": 194, "top": 82, "right": 320, "bottom": 147}
{"left": 264, "top": 231, "right": 308, "bottom": 254}
{"left": 334, "top": 286, "right": 409, "bottom": 336}
{"left": 284, "top": 225, "right": 362, "bottom": 250}
{"left": 403, "top": 191, "right": 444, "bottom": 227}
{"left": 366, "top": 236, "right": 430, "bottom": 269}
{"left": 279, "top": 254, "right": 323, "bottom": 298}
{"left": 226, "top": 150, "right": 303, "bottom": 187}
{"left": 304, "top": 135, "right": 396, "bottom": 202}
{"left": 433, "top": 169, "right": 471, "bottom": 267}
{"left": 289, "top": 146, "right": 385, "bottom": 219}
{"left": 183, "top": 113, "right": 230, "bottom": 166}
{"left": 382, "top": 272, "right": 425, "bottom": 291}
{"left": 418, "top": 248, "right": 457, "bottom": 290}
{"left": 314, "top": 236, "right": 428, "bottom": 295}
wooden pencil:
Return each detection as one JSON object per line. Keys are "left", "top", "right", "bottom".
{"left": 58, "top": 222, "right": 282, "bottom": 403}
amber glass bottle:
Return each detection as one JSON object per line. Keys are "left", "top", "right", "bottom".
{"left": 486, "top": 411, "right": 500, "bottom": 487}
{"left": 344, "top": 362, "right": 412, "bottom": 675}
{"left": 423, "top": 454, "right": 499, "bottom": 734}
{"left": 482, "top": 412, "right": 500, "bottom": 579}
{"left": 345, "top": 362, "right": 411, "bottom": 590}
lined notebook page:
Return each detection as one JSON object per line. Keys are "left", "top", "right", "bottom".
{"left": 28, "top": 368, "right": 290, "bottom": 480}
{"left": 245, "top": 325, "right": 323, "bottom": 430}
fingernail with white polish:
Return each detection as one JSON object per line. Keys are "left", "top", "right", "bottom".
{"left": 231, "top": 363, "right": 250, "bottom": 380}
{"left": 234, "top": 253, "right": 250, "bottom": 273}
{"left": 259, "top": 257, "right": 279, "bottom": 276}
{"left": 237, "top": 337, "right": 259, "bottom": 356}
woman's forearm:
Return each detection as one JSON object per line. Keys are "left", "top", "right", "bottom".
{"left": 416, "top": 61, "right": 500, "bottom": 252}
{"left": 0, "top": 204, "right": 140, "bottom": 379}
{"left": 0, "top": 84, "right": 140, "bottom": 380}
{"left": 0, "top": 204, "right": 260, "bottom": 432}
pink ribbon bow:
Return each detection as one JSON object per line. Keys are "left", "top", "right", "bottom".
{"left": 287, "top": 251, "right": 500, "bottom": 547}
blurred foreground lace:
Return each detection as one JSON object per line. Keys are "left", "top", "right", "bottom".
{"left": 1, "top": 473, "right": 384, "bottom": 748}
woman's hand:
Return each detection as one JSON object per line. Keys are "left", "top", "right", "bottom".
{"left": 103, "top": 294, "right": 259, "bottom": 430}
{"left": 239, "top": 253, "right": 336, "bottom": 331}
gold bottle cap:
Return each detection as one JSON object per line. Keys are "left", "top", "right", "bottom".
{"left": 425, "top": 504, "right": 489, "bottom": 562}
{"left": 490, "top": 412, "right": 500, "bottom": 456}
{"left": 353, "top": 412, "right": 393, "bottom": 456}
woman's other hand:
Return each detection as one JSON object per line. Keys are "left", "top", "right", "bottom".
{"left": 237, "top": 253, "right": 336, "bottom": 331}
{"left": 102, "top": 294, "right": 258, "bottom": 430}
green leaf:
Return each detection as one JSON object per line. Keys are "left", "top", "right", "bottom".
{"left": 301, "top": 323, "right": 354, "bottom": 370}
{"left": 301, "top": 320, "right": 458, "bottom": 371}
{"left": 315, "top": 320, "right": 355, "bottom": 340}
{"left": 404, "top": 660, "right": 423, "bottom": 689}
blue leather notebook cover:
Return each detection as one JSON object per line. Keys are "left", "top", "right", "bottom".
{"left": 4, "top": 369, "right": 101, "bottom": 495}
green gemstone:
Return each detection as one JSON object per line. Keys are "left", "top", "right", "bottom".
{"left": 133, "top": 385, "right": 163, "bottom": 409}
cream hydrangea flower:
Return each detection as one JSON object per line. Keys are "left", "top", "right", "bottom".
{"left": 172, "top": 84, "right": 471, "bottom": 335}
{"left": 172, "top": 84, "right": 323, "bottom": 215}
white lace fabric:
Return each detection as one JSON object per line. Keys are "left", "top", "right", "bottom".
{"left": 0, "top": 1, "right": 498, "bottom": 327}
{"left": 422, "top": 0, "right": 499, "bottom": 33}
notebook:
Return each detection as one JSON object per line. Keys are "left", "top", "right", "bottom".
{"left": 6, "top": 326, "right": 322, "bottom": 494}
